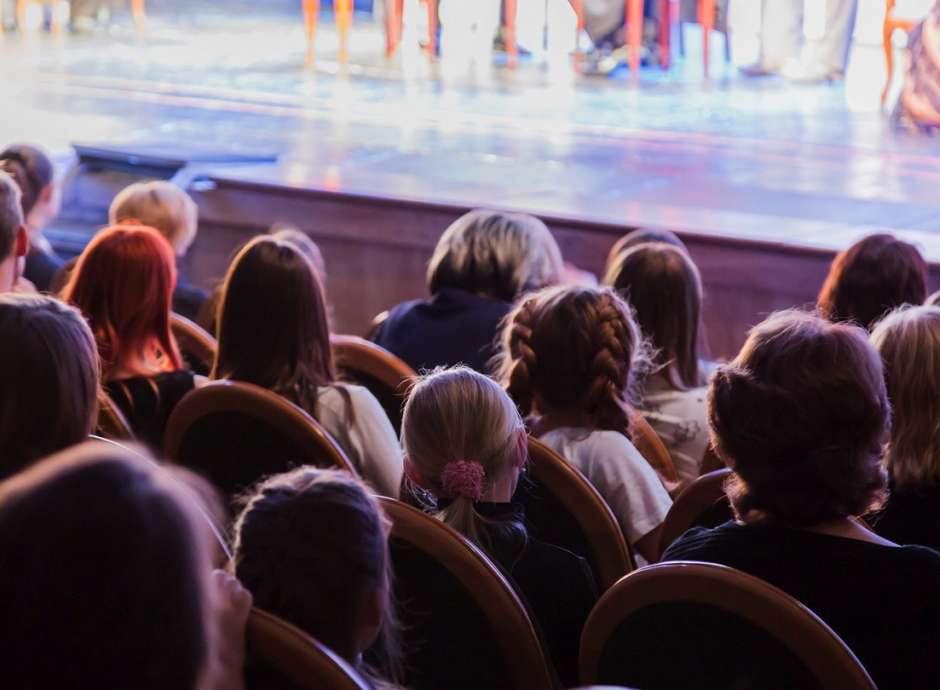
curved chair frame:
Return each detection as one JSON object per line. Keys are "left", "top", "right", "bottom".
{"left": 164, "top": 380, "right": 355, "bottom": 475}
{"left": 580, "top": 562, "right": 877, "bottom": 690}
{"left": 171, "top": 311, "right": 218, "bottom": 373}
{"left": 331, "top": 334, "right": 416, "bottom": 395}
{"left": 96, "top": 392, "right": 134, "bottom": 441}
{"left": 378, "top": 498, "right": 555, "bottom": 690}
{"left": 247, "top": 608, "right": 373, "bottom": 690}
{"left": 629, "top": 411, "right": 680, "bottom": 495}
{"left": 882, "top": 0, "right": 919, "bottom": 104}
{"left": 527, "top": 437, "right": 634, "bottom": 588}
{"left": 656, "top": 468, "right": 731, "bottom": 560}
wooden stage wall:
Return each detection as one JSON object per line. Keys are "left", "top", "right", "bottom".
{"left": 186, "top": 177, "right": 940, "bottom": 361}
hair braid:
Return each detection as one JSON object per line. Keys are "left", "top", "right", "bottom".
{"left": 586, "top": 295, "right": 637, "bottom": 432}
{"left": 505, "top": 298, "right": 539, "bottom": 416}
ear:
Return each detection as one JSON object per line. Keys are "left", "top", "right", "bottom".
{"left": 14, "top": 226, "right": 28, "bottom": 258}
{"left": 355, "top": 588, "right": 384, "bottom": 654}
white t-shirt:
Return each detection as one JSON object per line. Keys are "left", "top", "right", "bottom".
{"left": 641, "top": 375, "right": 710, "bottom": 487}
{"left": 538, "top": 427, "right": 672, "bottom": 547}
{"left": 315, "top": 384, "right": 403, "bottom": 499}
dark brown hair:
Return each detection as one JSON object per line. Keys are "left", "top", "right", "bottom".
{"left": 604, "top": 242, "right": 705, "bottom": 391}
{"left": 233, "top": 467, "right": 401, "bottom": 684}
{"left": 0, "top": 441, "right": 211, "bottom": 690}
{"left": 0, "top": 143, "right": 53, "bottom": 217}
{"left": 711, "top": 310, "right": 889, "bottom": 527}
{"left": 604, "top": 227, "right": 687, "bottom": 275}
{"left": 496, "top": 286, "right": 649, "bottom": 435}
{"left": 0, "top": 293, "right": 100, "bottom": 479}
{"left": 212, "top": 236, "right": 341, "bottom": 417}
{"left": 817, "top": 233, "right": 927, "bottom": 331}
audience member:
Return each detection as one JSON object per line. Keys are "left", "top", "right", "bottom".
{"left": 0, "top": 293, "right": 99, "bottom": 479}
{"left": 401, "top": 366, "right": 596, "bottom": 687}
{"left": 0, "top": 144, "right": 62, "bottom": 292}
{"left": 0, "top": 440, "right": 252, "bottom": 690}
{"left": 233, "top": 467, "right": 401, "bottom": 690}
{"left": 213, "top": 235, "right": 402, "bottom": 497}
{"left": 603, "top": 227, "right": 687, "bottom": 275}
{"left": 497, "top": 286, "right": 672, "bottom": 563}
{"left": 63, "top": 224, "right": 196, "bottom": 450}
{"left": 270, "top": 225, "right": 327, "bottom": 280}
{"left": 870, "top": 305, "right": 940, "bottom": 550}
{"left": 110, "top": 180, "right": 208, "bottom": 321}
{"left": 0, "top": 171, "right": 29, "bottom": 293}
{"left": 605, "top": 242, "right": 710, "bottom": 485}
{"left": 663, "top": 309, "right": 940, "bottom": 690}
{"left": 817, "top": 233, "right": 927, "bottom": 331}
{"left": 373, "top": 209, "right": 563, "bottom": 373}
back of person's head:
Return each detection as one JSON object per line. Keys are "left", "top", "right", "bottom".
{"left": 604, "top": 227, "right": 687, "bottom": 274}
{"left": 604, "top": 242, "right": 704, "bottom": 390}
{"left": 269, "top": 225, "right": 327, "bottom": 279}
{"left": 0, "top": 441, "right": 212, "bottom": 690}
{"left": 213, "top": 236, "right": 335, "bottom": 410}
{"left": 233, "top": 467, "right": 399, "bottom": 680}
{"left": 402, "top": 367, "right": 527, "bottom": 546}
{"left": 427, "top": 209, "right": 563, "bottom": 302}
{"left": 63, "top": 224, "right": 181, "bottom": 378}
{"left": 497, "top": 285, "right": 648, "bottom": 433}
{"left": 0, "top": 293, "right": 100, "bottom": 479}
{"left": 711, "top": 310, "right": 888, "bottom": 527}
{"left": 0, "top": 143, "right": 54, "bottom": 218}
{"left": 110, "top": 181, "right": 199, "bottom": 257}
{"left": 0, "top": 171, "right": 26, "bottom": 283}
{"left": 817, "top": 233, "right": 927, "bottom": 330}
{"left": 871, "top": 305, "right": 940, "bottom": 491}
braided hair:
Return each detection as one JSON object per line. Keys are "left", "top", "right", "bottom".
{"left": 496, "top": 286, "right": 651, "bottom": 435}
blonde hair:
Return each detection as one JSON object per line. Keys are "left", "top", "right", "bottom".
{"left": 109, "top": 181, "right": 198, "bottom": 256}
{"left": 401, "top": 367, "right": 526, "bottom": 547}
{"left": 871, "top": 305, "right": 940, "bottom": 490}
{"left": 495, "top": 285, "right": 650, "bottom": 435}
{"left": 427, "top": 210, "right": 563, "bottom": 302}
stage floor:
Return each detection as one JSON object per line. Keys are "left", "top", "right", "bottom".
{"left": 4, "top": 1, "right": 940, "bottom": 260}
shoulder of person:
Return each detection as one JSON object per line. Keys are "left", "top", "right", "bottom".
{"left": 661, "top": 521, "right": 739, "bottom": 561}
{"left": 319, "top": 383, "right": 383, "bottom": 413}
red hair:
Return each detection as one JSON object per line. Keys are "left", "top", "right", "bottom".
{"left": 64, "top": 224, "right": 181, "bottom": 378}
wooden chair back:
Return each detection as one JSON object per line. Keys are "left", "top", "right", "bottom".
{"left": 629, "top": 411, "right": 681, "bottom": 496}
{"left": 245, "top": 608, "right": 372, "bottom": 690}
{"left": 378, "top": 497, "right": 555, "bottom": 690}
{"left": 580, "top": 562, "right": 877, "bottom": 690}
{"left": 331, "top": 334, "right": 415, "bottom": 432}
{"left": 656, "top": 468, "right": 732, "bottom": 560}
{"left": 171, "top": 312, "right": 218, "bottom": 375}
{"left": 96, "top": 392, "right": 134, "bottom": 441}
{"left": 164, "top": 380, "right": 355, "bottom": 497}
{"left": 519, "top": 437, "right": 634, "bottom": 590}
{"left": 882, "top": 0, "right": 921, "bottom": 103}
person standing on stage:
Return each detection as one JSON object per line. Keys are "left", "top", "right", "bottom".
{"left": 739, "top": 0, "right": 858, "bottom": 83}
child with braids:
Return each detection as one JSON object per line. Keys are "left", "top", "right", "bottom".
{"left": 401, "top": 366, "right": 597, "bottom": 687}
{"left": 496, "top": 286, "right": 673, "bottom": 564}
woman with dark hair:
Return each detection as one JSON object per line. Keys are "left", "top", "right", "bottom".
{"left": 870, "top": 305, "right": 940, "bottom": 549}
{"left": 0, "top": 440, "right": 252, "bottom": 690}
{"left": 233, "top": 467, "right": 402, "bottom": 690}
{"left": 213, "top": 236, "right": 402, "bottom": 497}
{"left": 64, "top": 224, "right": 196, "bottom": 450}
{"left": 663, "top": 310, "right": 940, "bottom": 690}
{"left": 817, "top": 233, "right": 927, "bottom": 331}
{"left": 373, "top": 209, "right": 563, "bottom": 373}
{"left": 0, "top": 293, "right": 100, "bottom": 479}
{"left": 0, "top": 144, "right": 63, "bottom": 291}
{"left": 605, "top": 242, "right": 710, "bottom": 485}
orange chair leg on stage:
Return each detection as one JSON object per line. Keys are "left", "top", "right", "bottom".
{"left": 335, "top": 0, "right": 352, "bottom": 60}
{"left": 504, "top": 0, "right": 518, "bottom": 67}
{"left": 424, "top": 0, "right": 437, "bottom": 56}
{"left": 882, "top": 0, "right": 917, "bottom": 104}
{"left": 699, "top": 0, "right": 715, "bottom": 78}
{"left": 302, "top": 0, "right": 319, "bottom": 66}
{"left": 385, "top": 0, "right": 403, "bottom": 57}
{"left": 625, "top": 0, "right": 642, "bottom": 78}
{"left": 131, "top": 0, "right": 146, "bottom": 31}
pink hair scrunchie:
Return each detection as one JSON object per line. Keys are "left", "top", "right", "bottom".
{"left": 440, "top": 460, "right": 486, "bottom": 501}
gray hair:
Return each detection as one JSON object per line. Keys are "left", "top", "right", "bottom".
{"left": 426, "top": 209, "right": 563, "bottom": 302}
{"left": 0, "top": 172, "right": 24, "bottom": 261}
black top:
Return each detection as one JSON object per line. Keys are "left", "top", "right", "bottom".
{"left": 106, "top": 370, "right": 196, "bottom": 451}
{"left": 663, "top": 520, "right": 940, "bottom": 690}
{"left": 873, "top": 485, "right": 940, "bottom": 551}
{"left": 24, "top": 248, "right": 63, "bottom": 293}
{"left": 372, "top": 288, "right": 511, "bottom": 373}
{"left": 173, "top": 277, "right": 209, "bottom": 323}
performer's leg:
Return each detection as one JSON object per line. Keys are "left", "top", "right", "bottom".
{"left": 814, "top": 0, "right": 858, "bottom": 75}
{"left": 758, "top": 0, "right": 802, "bottom": 70}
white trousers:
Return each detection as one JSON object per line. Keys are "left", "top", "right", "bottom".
{"left": 758, "top": 0, "right": 858, "bottom": 72}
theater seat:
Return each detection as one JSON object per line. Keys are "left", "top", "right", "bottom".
{"left": 656, "top": 467, "right": 732, "bottom": 560}
{"left": 164, "top": 380, "right": 355, "bottom": 498}
{"left": 170, "top": 312, "right": 217, "bottom": 376}
{"left": 580, "top": 562, "right": 877, "bottom": 690}
{"left": 96, "top": 392, "right": 134, "bottom": 441}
